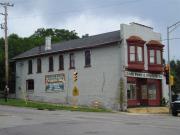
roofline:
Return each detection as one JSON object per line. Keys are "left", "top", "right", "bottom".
{"left": 13, "top": 40, "right": 121, "bottom": 61}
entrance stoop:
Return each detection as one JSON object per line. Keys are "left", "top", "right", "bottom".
{"left": 127, "top": 107, "right": 169, "bottom": 114}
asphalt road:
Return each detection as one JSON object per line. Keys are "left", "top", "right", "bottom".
{"left": 0, "top": 105, "right": 180, "bottom": 135}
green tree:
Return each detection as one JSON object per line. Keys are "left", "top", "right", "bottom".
{"left": 0, "top": 28, "right": 79, "bottom": 92}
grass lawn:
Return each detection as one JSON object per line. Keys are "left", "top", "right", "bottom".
{"left": 0, "top": 98, "right": 111, "bottom": 113}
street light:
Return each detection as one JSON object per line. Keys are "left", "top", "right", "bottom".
{"left": 167, "top": 20, "right": 180, "bottom": 113}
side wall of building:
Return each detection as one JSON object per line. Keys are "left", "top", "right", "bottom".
{"left": 15, "top": 44, "right": 122, "bottom": 109}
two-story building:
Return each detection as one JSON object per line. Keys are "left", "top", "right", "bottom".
{"left": 13, "top": 23, "right": 167, "bottom": 110}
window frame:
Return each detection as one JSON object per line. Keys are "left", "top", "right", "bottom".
{"left": 69, "top": 53, "right": 75, "bottom": 69}
{"left": 128, "top": 45, "right": 144, "bottom": 63}
{"left": 84, "top": 50, "right": 91, "bottom": 67}
{"left": 26, "top": 79, "right": 34, "bottom": 92}
{"left": 37, "top": 58, "right": 42, "bottom": 73}
{"left": 148, "top": 83, "right": 157, "bottom": 100}
{"left": 28, "top": 59, "right": 33, "bottom": 74}
{"left": 148, "top": 48, "right": 162, "bottom": 65}
{"left": 127, "top": 83, "right": 137, "bottom": 100}
{"left": 59, "top": 54, "right": 64, "bottom": 70}
{"left": 48, "top": 56, "right": 54, "bottom": 72}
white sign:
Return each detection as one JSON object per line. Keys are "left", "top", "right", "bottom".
{"left": 125, "top": 71, "right": 163, "bottom": 80}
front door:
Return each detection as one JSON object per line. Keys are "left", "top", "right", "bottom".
{"left": 140, "top": 84, "right": 148, "bottom": 106}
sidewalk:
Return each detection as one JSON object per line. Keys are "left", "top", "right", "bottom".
{"left": 127, "top": 107, "right": 169, "bottom": 114}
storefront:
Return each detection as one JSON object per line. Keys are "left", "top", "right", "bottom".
{"left": 126, "top": 71, "right": 163, "bottom": 107}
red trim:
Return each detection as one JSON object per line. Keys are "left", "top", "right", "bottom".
{"left": 147, "top": 79, "right": 161, "bottom": 106}
{"left": 127, "top": 35, "right": 145, "bottom": 70}
{"left": 147, "top": 41, "right": 164, "bottom": 72}
{"left": 126, "top": 35, "right": 146, "bottom": 45}
{"left": 127, "top": 77, "right": 162, "bottom": 107}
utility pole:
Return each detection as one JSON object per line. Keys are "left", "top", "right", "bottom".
{"left": 0, "top": 2, "right": 14, "bottom": 102}
{"left": 167, "top": 20, "right": 180, "bottom": 113}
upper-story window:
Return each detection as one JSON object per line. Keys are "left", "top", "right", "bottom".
{"left": 69, "top": 53, "right": 75, "bottom": 69}
{"left": 49, "top": 56, "right": 54, "bottom": 72}
{"left": 127, "top": 36, "right": 145, "bottom": 65}
{"left": 85, "top": 50, "right": 91, "bottom": 67}
{"left": 149, "top": 49, "right": 162, "bottom": 65}
{"left": 59, "top": 55, "right": 64, "bottom": 70}
{"left": 156, "top": 50, "right": 161, "bottom": 64}
{"left": 129, "top": 46, "right": 135, "bottom": 62}
{"left": 147, "top": 40, "right": 164, "bottom": 66}
{"left": 150, "top": 50, "right": 155, "bottom": 64}
{"left": 37, "top": 58, "right": 42, "bottom": 73}
{"left": 137, "top": 46, "right": 143, "bottom": 62}
{"left": 129, "top": 45, "right": 143, "bottom": 62}
{"left": 28, "top": 59, "right": 33, "bottom": 74}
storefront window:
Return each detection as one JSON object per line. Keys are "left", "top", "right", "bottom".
{"left": 127, "top": 83, "right": 136, "bottom": 100}
{"left": 148, "top": 84, "right": 156, "bottom": 99}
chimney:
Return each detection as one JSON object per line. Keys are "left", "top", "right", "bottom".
{"left": 45, "top": 36, "right": 51, "bottom": 51}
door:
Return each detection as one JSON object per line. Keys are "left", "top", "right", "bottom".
{"left": 140, "top": 84, "right": 148, "bottom": 106}
{"left": 148, "top": 80, "right": 161, "bottom": 106}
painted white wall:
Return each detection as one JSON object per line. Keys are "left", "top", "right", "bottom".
{"left": 16, "top": 45, "right": 122, "bottom": 109}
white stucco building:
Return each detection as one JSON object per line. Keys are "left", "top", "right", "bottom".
{"left": 13, "top": 23, "right": 168, "bottom": 110}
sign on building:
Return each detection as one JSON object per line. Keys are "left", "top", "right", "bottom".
{"left": 45, "top": 74, "right": 65, "bottom": 92}
{"left": 125, "top": 71, "right": 163, "bottom": 80}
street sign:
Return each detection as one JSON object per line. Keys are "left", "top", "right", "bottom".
{"left": 72, "top": 86, "right": 79, "bottom": 96}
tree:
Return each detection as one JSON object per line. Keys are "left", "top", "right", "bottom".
{"left": 0, "top": 28, "right": 79, "bottom": 92}
{"left": 170, "top": 60, "right": 180, "bottom": 93}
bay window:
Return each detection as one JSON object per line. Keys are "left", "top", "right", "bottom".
{"left": 130, "top": 46, "right": 135, "bottom": 62}
{"left": 156, "top": 50, "right": 161, "bottom": 64}
{"left": 129, "top": 45, "right": 143, "bottom": 63}
{"left": 148, "top": 49, "right": 162, "bottom": 65}
{"left": 150, "top": 50, "right": 155, "bottom": 64}
{"left": 137, "top": 46, "right": 143, "bottom": 62}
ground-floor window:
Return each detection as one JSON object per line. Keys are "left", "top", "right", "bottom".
{"left": 127, "top": 83, "right": 136, "bottom": 100}
{"left": 26, "top": 79, "right": 34, "bottom": 91}
{"left": 148, "top": 83, "right": 156, "bottom": 99}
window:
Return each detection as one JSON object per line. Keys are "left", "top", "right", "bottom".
{"left": 127, "top": 83, "right": 136, "bottom": 100}
{"left": 28, "top": 60, "right": 33, "bottom": 74}
{"left": 69, "top": 53, "right": 75, "bottom": 69}
{"left": 149, "top": 50, "right": 155, "bottom": 64}
{"left": 26, "top": 79, "right": 34, "bottom": 91}
{"left": 137, "top": 46, "right": 143, "bottom": 62}
{"left": 59, "top": 55, "right": 64, "bottom": 70}
{"left": 85, "top": 50, "right": 91, "bottom": 67}
{"left": 148, "top": 84, "right": 156, "bottom": 99}
{"left": 156, "top": 50, "right": 161, "bottom": 64}
{"left": 37, "top": 58, "right": 41, "bottom": 73}
{"left": 129, "top": 45, "right": 143, "bottom": 62}
{"left": 129, "top": 46, "right": 135, "bottom": 62}
{"left": 49, "top": 56, "right": 54, "bottom": 72}
{"left": 149, "top": 49, "right": 162, "bottom": 65}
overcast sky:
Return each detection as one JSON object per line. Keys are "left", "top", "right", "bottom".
{"left": 0, "top": 0, "right": 180, "bottom": 60}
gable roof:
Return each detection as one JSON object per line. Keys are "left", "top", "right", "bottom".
{"left": 13, "top": 30, "right": 121, "bottom": 60}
